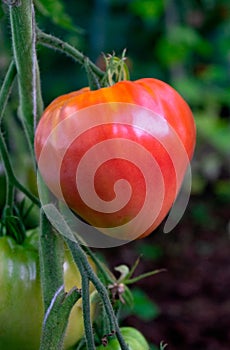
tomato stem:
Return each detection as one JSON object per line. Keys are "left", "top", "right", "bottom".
{"left": 0, "top": 61, "right": 40, "bottom": 216}
{"left": 82, "top": 245, "right": 115, "bottom": 285}
{"left": 0, "top": 61, "right": 17, "bottom": 123}
{"left": 0, "top": 130, "right": 40, "bottom": 206}
{"left": 81, "top": 267, "right": 96, "bottom": 350}
{"left": 39, "top": 212, "right": 65, "bottom": 311}
{"left": 36, "top": 29, "right": 105, "bottom": 83}
{"left": 66, "top": 238, "right": 130, "bottom": 350}
{"left": 8, "top": 0, "right": 43, "bottom": 153}
{"left": 84, "top": 56, "right": 103, "bottom": 90}
{"left": 0, "top": 61, "right": 16, "bottom": 214}
{"left": 40, "top": 285, "right": 82, "bottom": 350}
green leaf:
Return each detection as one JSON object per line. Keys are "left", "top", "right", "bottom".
{"left": 131, "top": 288, "right": 160, "bottom": 321}
{"left": 196, "top": 115, "right": 230, "bottom": 155}
{"left": 34, "top": 0, "right": 84, "bottom": 33}
{"left": 156, "top": 25, "right": 212, "bottom": 66}
{"left": 130, "top": 0, "right": 164, "bottom": 20}
{"left": 122, "top": 285, "right": 134, "bottom": 308}
{"left": 160, "top": 341, "right": 168, "bottom": 350}
{"left": 0, "top": 2, "right": 5, "bottom": 20}
{"left": 136, "top": 243, "right": 163, "bottom": 261}
{"left": 126, "top": 268, "right": 166, "bottom": 285}
{"left": 115, "top": 264, "right": 130, "bottom": 282}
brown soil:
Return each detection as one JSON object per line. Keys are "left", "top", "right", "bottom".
{"left": 102, "top": 196, "right": 230, "bottom": 350}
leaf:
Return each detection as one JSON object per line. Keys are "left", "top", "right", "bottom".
{"left": 125, "top": 268, "right": 166, "bottom": 285}
{"left": 160, "top": 341, "right": 168, "bottom": 350}
{"left": 34, "top": 0, "right": 84, "bottom": 33}
{"left": 131, "top": 288, "right": 160, "bottom": 321}
{"left": 115, "top": 264, "right": 130, "bottom": 282}
{"left": 0, "top": 2, "right": 5, "bottom": 20}
{"left": 127, "top": 256, "right": 141, "bottom": 278}
{"left": 136, "top": 243, "right": 163, "bottom": 261}
{"left": 130, "top": 0, "right": 164, "bottom": 20}
{"left": 122, "top": 285, "right": 134, "bottom": 308}
{"left": 196, "top": 115, "right": 230, "bottom": 155}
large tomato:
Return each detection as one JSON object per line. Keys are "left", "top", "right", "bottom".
{"left": 95, "top": 327, "right": 149, "bottom": 349}
{"left": 0, "top": 229, "right": 96, "bottom": 350}
{"left": 35, "top": 78, "right": 196, "bottom": 241}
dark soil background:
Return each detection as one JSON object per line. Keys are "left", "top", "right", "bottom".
{"left": 102, "top": 194, "right": 230, "bottom": 350}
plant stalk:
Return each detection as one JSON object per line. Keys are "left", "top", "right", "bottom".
{"left": 36, "top": 29, "right": 105, "bottom": 83}
{"left": 8, "top": 0, "right": 43, "bottom": 152}
{"left": 0, "top": 61, "right": 16, "bottom": 122}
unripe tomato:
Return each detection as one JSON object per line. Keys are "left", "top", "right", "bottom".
{"left": 0, "top": 229, "right": 96, "bottom": 350}
{"left": 96, "top": 327, "right": 149, "bottom": 349}
{"left": 35, "top": 79, "right": 195, "bottom": 241}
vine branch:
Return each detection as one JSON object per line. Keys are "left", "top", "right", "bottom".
{"left": 0, "top": 61, "right": 16, "bottom": 122}
{"left": 36, "top": 29, "right": 105, "bottom": 83}
{"left": 0, "top": 61, "right": 40, "bottom": 208}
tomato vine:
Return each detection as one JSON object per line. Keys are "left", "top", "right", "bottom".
{"left": 0, "top": 1, "right": 150, "bottom": 350}
{"left": 0, "top": 0, "right": 196, "bottom": 349}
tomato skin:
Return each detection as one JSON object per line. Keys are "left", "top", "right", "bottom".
{"left": 0, "top": 230, "right": 95, "bottom": 350}
{"left": 96, "top": 327, "right": 149, "bottom": 350}
{"left": 35, "top": 79, "right": 196, "bottom": 239}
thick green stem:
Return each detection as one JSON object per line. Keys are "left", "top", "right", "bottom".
{"left": 40, "top": 286, "right": 81, "bottom": 350}
{"left": 39, "top": 211, "right": 64, "bottom": 311}
{"left": 81, "top": 269, "right": 96, "bottom": 350}
{"left": 40, "top": 202, "right": 129, "bottom": 349}
{"left": 8, "top": 0, "right": 43, "bottom": 151}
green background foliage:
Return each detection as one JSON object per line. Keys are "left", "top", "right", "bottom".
{"left": 0, "top": 0, "right": 229, "bottom": 349}
{"left": 1, "top": 0, "right": 229, "bottom": 229}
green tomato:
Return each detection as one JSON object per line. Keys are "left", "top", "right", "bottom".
{"left": 0, "top": 229, "right": 96, "bottom": 350}
{"left": 96, "top": 327, "right": 149, "bottom": 350}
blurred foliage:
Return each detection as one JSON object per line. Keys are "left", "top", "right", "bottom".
{"left": 34, "top": 0, "right": 84, "bottom": 33}
{"left": 127, "top": 287, "right": 160, "bottom": 321}
{"left": 0, "top": 1, "right": 229, "bottom": 347}
{"left": 0, "top": 0, "right": 229, "bottom": 253}
{"left": 1, "top": 0, "right": 229, "bottom": 202}
{"left": 0, "top": 0, "right": 229, "bottom": 285}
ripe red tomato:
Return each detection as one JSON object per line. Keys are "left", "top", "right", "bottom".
{"left": 35, "top": 78, "right": 195, "bottom": 242}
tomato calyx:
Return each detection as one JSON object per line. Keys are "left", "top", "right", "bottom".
{"left": 113, "top": 256, "right": 166, "bottom": 286}
{"left": 103, "top": 49, "right": 130, "bottom": 86}
{"left": 106, "top": 257, "right": 166, "bottom": 311}
{"left": 84, "top": 50, "right": 130, "bottom": 91}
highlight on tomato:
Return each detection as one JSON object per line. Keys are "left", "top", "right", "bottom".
{"left": 0, "top": 228, "right": 96, "bottom": 350}
{"left": 35, "top": 78, "right": 196, "bottom": 245}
